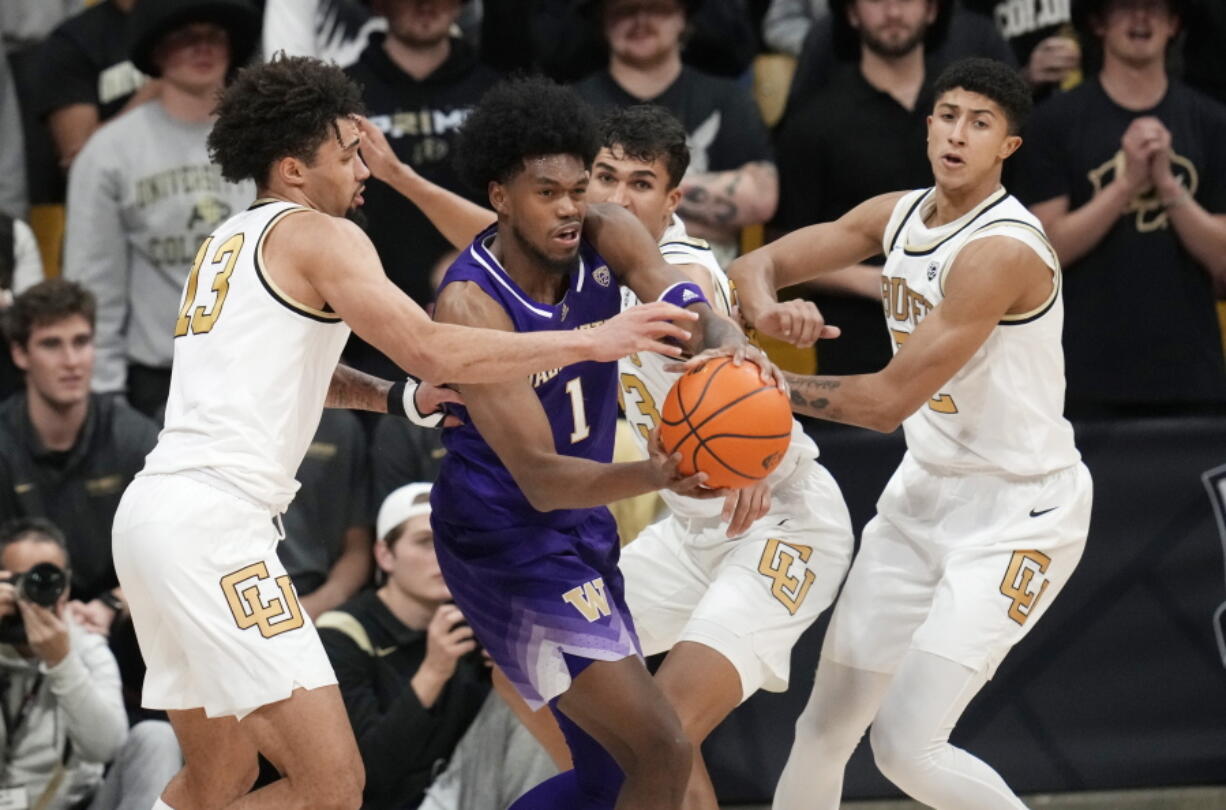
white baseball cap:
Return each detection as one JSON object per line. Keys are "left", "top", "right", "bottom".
{"left": 376, "top": 483, "right": 433, "bottom": 543}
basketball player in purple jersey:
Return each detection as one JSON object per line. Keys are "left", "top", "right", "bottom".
{"left": 429, "top": 77, "right": 776, "bottom": 810}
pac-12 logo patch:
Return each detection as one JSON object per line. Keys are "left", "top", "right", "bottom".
{"left": 926, "top": 261, "right": 939, "bottom": 281}
{"left": 593, "top": 265, "right": 612, "bottom": 287}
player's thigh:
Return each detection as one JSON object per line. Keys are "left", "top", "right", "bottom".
{"left": 822, "top": 505, "right": 942, "bottom": 673}
{"left": 619, "top": 517, "right": 710, "bottom": 657}
{"left": 239, "top": 685, "right": 363, "bottom": 793}
{"left": 555, "top": 655, "right": 688, "bottom": 773}
{"left": 912, "top": 463, "right": 1092, "bottom": 676}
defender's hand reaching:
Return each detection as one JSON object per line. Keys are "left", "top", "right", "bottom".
{"left": 591, "top": 302, "right": 697, "bottom": 362}
{"left": 752, "top": 300, "right": 840, "bottom": 348}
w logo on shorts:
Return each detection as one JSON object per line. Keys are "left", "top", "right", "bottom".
{"left": 562, "top": 578, "right": 612, "bottom": 622}
{"left": 1000, "top": 550, "right": 1051, "bottom": 625}
{"left": 220, "top": 562, "right": 305, "bottom": 638}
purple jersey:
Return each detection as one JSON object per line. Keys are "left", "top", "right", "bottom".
{"left": 431, "top": 225, "right": 622, "bottom": 532}
{"left": 429, "top": 225, "right": 640, "bottom": 709}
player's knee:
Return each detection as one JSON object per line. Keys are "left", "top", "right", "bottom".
{"left": 868, "top": 719, "right": 930, "bottom": 788}
{"left": 626, "top": 721, "right": 692, "bottom": 784}
{"left": 309, "top": 758, "right": 364, "bottom": 810}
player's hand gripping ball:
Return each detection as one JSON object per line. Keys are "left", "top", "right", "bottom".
{"left": 659, "top": 356, "right": 792, "bottom": 490}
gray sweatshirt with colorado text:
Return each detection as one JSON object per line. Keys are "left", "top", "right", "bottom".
{"left": 64, "top": 102, "right": 254, "bottom": 393}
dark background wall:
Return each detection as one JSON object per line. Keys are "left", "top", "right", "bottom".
{"left": 704, "top": 416, "right": 1226, "bottom": 803}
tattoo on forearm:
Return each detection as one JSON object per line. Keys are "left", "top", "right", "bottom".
{"left": 785, "top": 375, "right": 842, "bottom": 418}
{"left": 326, "top": 365, "right": 391, "bottom": 412}
{"left": 679, "top": 183, "right": 740, "bottom": 227}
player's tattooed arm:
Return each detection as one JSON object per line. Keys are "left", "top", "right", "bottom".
{"left": 783, "top": 374, "right": 846, "bottom": 420}
{"left": 677, "top": 161, "right": 778, "bottom": 239}
{"left": 782, "top": 237, "right": 1054, "bottom": 432}
{"left": 325, "top": 364, "right": 393, "bottom": 411}
{"left": 325, "top": 364, "right": 461, "bottom": 425}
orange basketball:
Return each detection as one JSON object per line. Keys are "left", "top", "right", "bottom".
{"left": 659, "top": 357, "right": 792, "bottom": 490}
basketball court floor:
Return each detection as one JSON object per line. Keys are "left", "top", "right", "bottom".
{"left": 732, "top": 786, "right": 1226, "bottom": 809}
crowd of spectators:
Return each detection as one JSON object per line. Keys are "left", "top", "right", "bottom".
{"left": 0, "top": 0, "right": 1221, "bottom": 807}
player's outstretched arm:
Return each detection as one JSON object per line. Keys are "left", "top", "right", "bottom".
{"left": 784, "top": 237, "right": 1053, "bottom": 432}
{"left": 356, "top": 116, "right": 496, "bottom": 249}
{"left": 274, "top": 212, "right": 695, "bottom": 384}
{"left": 584, "top": 203, "right": 782, "bottom": 384}
{"left": 728, "top": 192, "right": 904, "bottom": 347}
{"left": 434, "top": 281, "right": 714, "bottom": 511}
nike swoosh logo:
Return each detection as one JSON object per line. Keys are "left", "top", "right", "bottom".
{"left": 1029, "top": 507, "right": 1058, "bottom": 518}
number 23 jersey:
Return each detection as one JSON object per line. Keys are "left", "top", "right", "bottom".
{"left": 140, "top": 200, "right": 351, "bottom": 514}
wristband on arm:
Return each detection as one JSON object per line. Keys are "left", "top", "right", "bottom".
{"left": 657, "top": 281, "right": 709, "bottom": 309}
{"left": 388, "top": 377, "right": 444, "bottom": 428}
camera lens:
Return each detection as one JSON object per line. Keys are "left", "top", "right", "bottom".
{"left": 19, "top": 562, "right": 67, "bottom": 608}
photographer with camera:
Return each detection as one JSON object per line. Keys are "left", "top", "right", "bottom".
{"left": 318, "top": 483, "right": 555, "bottom": 810}
{"left": 0, "top": 517, "right": 178, "bottom": 810}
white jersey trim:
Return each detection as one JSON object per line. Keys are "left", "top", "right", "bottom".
{"left": 467, "top": 243, "right": 553, "bottom": 318}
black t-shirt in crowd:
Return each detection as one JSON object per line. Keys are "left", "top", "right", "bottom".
{"left": 370, "top": 414, "right": 445, "bottom": 508}
{"left": 1013, "top": 78, "right": 1226, "bottom": 409}
{"left": 574, "top": 66, "right": 774, "bottom": 175}
{"left": 34, "top": 0, "right": 145, "bottom": 122}
{"left": 0, "top": 392, "right": 159, "bottom": 600}
{"left": 280, "top": 409, "right": 372, "bottom": 596}
{"left": 774, "top": 65, "right": 935, "bottom": 376}
{"left": 344, "top": 35, "right": 499, "bottom": 379}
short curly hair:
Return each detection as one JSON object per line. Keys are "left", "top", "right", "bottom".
{"left": 454, "top": 76, "right": 600, "bottom": 192}
{"left": 208, "top": 55, "right": 365, "bottom": 186}
{"left": 599, "top": 105, "right": 690, "bottom": 189}
{"left": 933, "top": 58, "right": 1033, "bottom": 135}
{"left": 4, "top": 279, "right": 95, "bottom": 349}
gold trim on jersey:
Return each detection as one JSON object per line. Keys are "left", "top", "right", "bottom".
{"left": 254, "top": 207, "right": 344, "bottom": 322}
{"left": 955, "top": 219, "right": 1062, "bottom": 325}
{"left": 660, "top": 236, "right": 712, "bottom": 250}
{"left": 903, "top": 187, "right": 1009, "bottom": 256}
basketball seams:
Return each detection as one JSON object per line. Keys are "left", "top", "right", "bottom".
{"left": 659, "top": 357, "right": 791, "bottom": 487}
{"left": 668, "top": 385, "right": 780, "bottom": 453}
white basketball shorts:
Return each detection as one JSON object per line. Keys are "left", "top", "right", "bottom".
{"left": 113, "top": 474, "right": 337, "bottom": 719}
{"left": 824, "top": 452, "right": 1093, "bottom": 677}
{"left": 620, "top": 457, "right": 854, "bottom": 701}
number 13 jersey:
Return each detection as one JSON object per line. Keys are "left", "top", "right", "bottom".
{"left": 140, "top": 200, "right": 351, "bottom": 513}
{"left": 881, "top": 187, "right": 1079, "bottom": 477}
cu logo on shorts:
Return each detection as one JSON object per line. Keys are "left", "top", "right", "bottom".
{"left": 220, "top": 562, "right": 305, "bottom": 638}
{"left": 758, "top": 538, "right": 816, "bottom": 616}
{"left": 999, "top": 550, "right": 1052, "bottom": 626}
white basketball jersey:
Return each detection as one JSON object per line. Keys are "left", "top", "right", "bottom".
{"left": 619, "top": 215, "right": 817, "bottom": 518}
{"left": 881, "top": 187, "right": 1079, "bottom": 477}
{"left": 140, "top": 200, "right": 352, "bottom": 513}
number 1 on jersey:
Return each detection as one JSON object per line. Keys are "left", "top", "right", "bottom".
{"left": 566, "top": 377, "right": 590, "bottom": 443}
